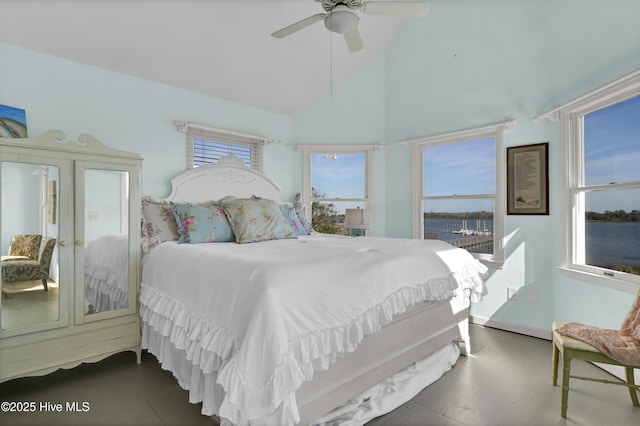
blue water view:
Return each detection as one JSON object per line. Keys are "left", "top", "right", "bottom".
{"left": 585, "top": 221, "right": 640, "bottom": 267}
{"left": 425, "top": 219, "right": 640, "bottom": 268}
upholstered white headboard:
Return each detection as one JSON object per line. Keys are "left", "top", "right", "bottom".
{"left": 163, "top": 155, "right": 287, "bottom": 204}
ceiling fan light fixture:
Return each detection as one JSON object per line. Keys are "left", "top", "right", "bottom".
{"left": 324, "top": 8, "right": 359, "bottom": 34}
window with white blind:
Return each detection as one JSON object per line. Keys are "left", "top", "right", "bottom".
{"left": 193, "top": 138, "right": 252, "bottom": 167}
{"left": 174, "top": 121, "right": 274, "bottom": 171}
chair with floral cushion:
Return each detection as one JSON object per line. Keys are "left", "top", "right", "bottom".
{"left": 2, "top": 237, "right": 55, "bottom": 291}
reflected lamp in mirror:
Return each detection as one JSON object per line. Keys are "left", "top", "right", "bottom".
{"left": 345, "top": 208, "right": 369, "bottom": 237}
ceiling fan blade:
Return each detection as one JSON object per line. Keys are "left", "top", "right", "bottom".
{"left": 271, "top": 13, "right": 326, "bottom": 38}
{"left": 344, "top": 27, "right": 364, "bottom": 52}
{"left": 360, "top": 1, "right": 432, "bottom": 16}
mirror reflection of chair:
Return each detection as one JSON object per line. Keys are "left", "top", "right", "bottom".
{"left": 3, "top": 234, "right": 42, "bottom": 261}
{"left": 552, "top": 291, "right": 640, "bottom": 418}
{"left": 2, "top": 237, "right": 56, "bottom": 292}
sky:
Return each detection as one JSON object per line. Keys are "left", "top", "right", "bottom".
{"left": 311, "top": 153, "right": 365, "bottom": 200}
{"left": 584, "top": 94, "right": 640, "bottom": 213}
{"left": 584, "top": 94, "right": 640, "bottom": 186}
{"left": 311, "top": 153, "right": 366, "bottom": 215}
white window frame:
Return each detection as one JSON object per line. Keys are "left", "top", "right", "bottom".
{"left": 295, "top": 144, "right": 384, "bottom": 236}
{"left": 401, "top": 121, "right": 514, "bottom": 267}
{"left": 535, "top": 69, "right": 640, "bottom": 293}
{"left": 174, "top": 121, "right": 278, "bottom": 171}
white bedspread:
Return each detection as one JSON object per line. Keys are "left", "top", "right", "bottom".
{"left": 84, "top": 234, "right": 129, "bottom": 312}
{"left": 140, "top": 234, "right": 487, "bottom": 425}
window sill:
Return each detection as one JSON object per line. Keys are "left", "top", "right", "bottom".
{"left": 559, "top": 267, "right": 640, "bottom": 294}
{"left": 478, "top": 257, "right": 504, "bottom": 270}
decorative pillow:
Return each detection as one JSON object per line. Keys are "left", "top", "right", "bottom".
{"left": 222, "top": 198, "right": 296, "bottom": 243}
{"left": 171, "top": 202, "right": 235, "bottom": 243}
{"left": 293, "top": 193, "right": 314, "bottom": 234}
{"left": 171, "top": 203, "right": 235, "bottom": 244}
{"left": 141, "top": 196, "right": 179, "bottom": 252}
{"left": 280, "top": 205, "right": 309, "bottom": 236}
{"left": 295, "top": 208, "right": 314, "bottom": 234}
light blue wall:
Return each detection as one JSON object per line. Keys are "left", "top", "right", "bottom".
{"left": 84, "top": 169, "right": 124, "bottom": 244}
{"left": 0, "top": 43, "right": 295, "bottom": 201}
{"left": 0, "top": 162, "right": 41, "bottom": 253}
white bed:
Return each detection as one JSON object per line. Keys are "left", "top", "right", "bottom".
{"left": 139, "top": 155, "right": 487, "bottom": 425}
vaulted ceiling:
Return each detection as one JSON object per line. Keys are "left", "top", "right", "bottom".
{"left": 1, "top": 0, "right": 419, "bottom": 116}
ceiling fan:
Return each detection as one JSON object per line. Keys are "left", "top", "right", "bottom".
{"left": 271, "top": 0, "right": 431, "bottom": 52}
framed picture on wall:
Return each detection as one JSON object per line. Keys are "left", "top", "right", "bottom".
{"left": 507, "top": 142, "right": 549, "bottom": 215}
{"left": 0, "top": 104, "right": 27, "bottom": 138}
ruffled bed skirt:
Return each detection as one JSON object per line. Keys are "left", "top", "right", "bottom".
{"left": 309, "top": 343, "right": 460, "bottom": 426}
{"left": 85, "top": 264, "right": 129, "bottom": 312}
{"left": 142, "top": 319, "right": 459, "bottom": 425}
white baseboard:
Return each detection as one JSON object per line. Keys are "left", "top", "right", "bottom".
{"left": 470, "top": 315, "right": 551, "bottom": 340}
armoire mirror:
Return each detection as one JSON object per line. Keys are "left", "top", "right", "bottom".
{"left": 0, "top": 130, "right": 141, "bottom": 382}
{"left": 1, "top": 160, "right": 61, "bottom": 331}
{"left": 82, "top": 167, "right": 130, "bottom": 315}
{"left": 1, "top": 130, "right": 141, "bottom": 340}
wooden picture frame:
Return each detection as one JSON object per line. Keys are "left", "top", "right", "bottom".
{"left": 507, "top": 142, "right": 549, "bottom": 215}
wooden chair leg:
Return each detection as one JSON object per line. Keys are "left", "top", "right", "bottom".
{"left": 626, "top": 367, "right": 640, "bottom": 407}
{"left": 561, "top": 354, "right": 571, "bottom": 418}
{"left": 42, "top": 278, "right": 48, "bottom": 291}
{"left": 552, "top": 340, "right": 559, "bottom": 386}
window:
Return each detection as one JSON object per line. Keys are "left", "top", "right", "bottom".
{"left": 403, "top": 122, "right": 513, "bottom": 266}
{"left": 192, "top": 139, "right": 252, "bottom": 168}
{"left": 547, "top": 70, "right": 640, "bottom": 291}
{"left": 297, "top": 145, "right": 381, "bottom": 235}
{"left": 174, "top": 121, "right": 276, "bottom": 171}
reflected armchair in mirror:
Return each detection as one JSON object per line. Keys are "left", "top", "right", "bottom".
{"left": 2, "top": 234, "right": 42, "bottom": 262}
{"left": 2, "top": 238, "right": 56, "bottom": 291}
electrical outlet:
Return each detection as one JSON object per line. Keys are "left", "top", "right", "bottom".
{"left": 88, "top": 211, "right": 100, "bottom": 220}
{"left": 528, "top": 289, "right": 538, "bottom": 303}
{"left": 507, "top": 287, "right": 518, "bottom": 301}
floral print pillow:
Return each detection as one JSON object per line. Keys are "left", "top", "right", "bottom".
{"left": 171, "top": 202, "right": 235, "bottom": 243}
{"left": 222, "top": 198, "right": 296, "bottom": 244}
{"left": 141, "top": 196, "right": 180, "bottom": 252}
{"left": 294, "top": 207, "right": 314, "bottom": 235}
{"left": 279, "top": 205, "right": 310, "bottom": 236}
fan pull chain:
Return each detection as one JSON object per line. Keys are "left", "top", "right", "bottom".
{"left": 330, "top": 28, "right": 333, "bottom": 101}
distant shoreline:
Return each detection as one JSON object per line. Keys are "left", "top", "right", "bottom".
{"left": 597, "top": 264, "right": 640, "bottom": 275}
{"left": 585, "top": 220, "right": 639, "bottom": 223}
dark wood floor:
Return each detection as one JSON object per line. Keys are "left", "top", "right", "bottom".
{"left": 1, "top": 325, "right": 638, "bottom": 425}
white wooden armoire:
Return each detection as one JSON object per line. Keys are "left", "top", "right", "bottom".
{"left": 0, "top": 129, "right": 142, "bottom": 382}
